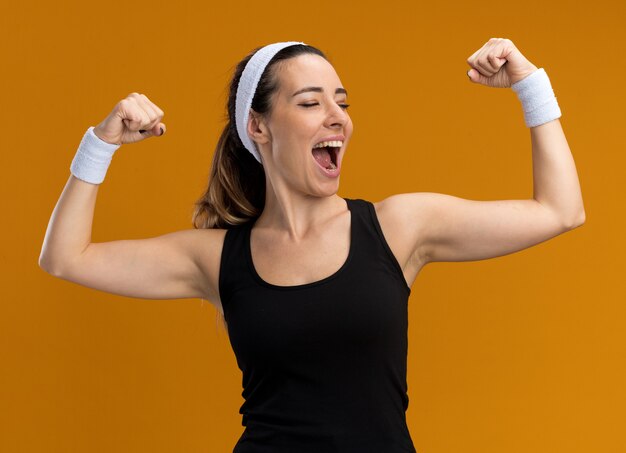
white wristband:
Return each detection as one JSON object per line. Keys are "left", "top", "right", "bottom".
{"left": 511, "top": 68, "right": 562, "bottom": 128}
{"left": 70, "top": 126, "right": 121, "bottom": 184}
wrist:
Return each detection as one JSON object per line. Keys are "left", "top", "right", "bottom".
{"left": 510, "top": 64, "right": 539, "bottom": 85}
{"left": 511, "top": 68, "right": 562, "bottom": 128}
{"left": 93, "top": 125, "right": 121, "bottom": 146}
{"left": 69, "top": 126, "right": 121, "bottom": 184}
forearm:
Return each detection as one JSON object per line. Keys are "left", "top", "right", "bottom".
{"left": 39, "top": 174, "right": 99, "bottom": 274}
{"left": 464, "top": 39, "right": 586, "bottom": 228}
{"left": 530, "top": 119, "right": 585, "bottom": 227}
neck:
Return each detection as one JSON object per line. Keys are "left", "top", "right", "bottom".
{"left": 255, "top": 190, "right": 346, "bottom": 241}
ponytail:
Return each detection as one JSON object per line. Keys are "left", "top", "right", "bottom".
{"left": 192, "top": 120, "right": 265, "bottom": 230}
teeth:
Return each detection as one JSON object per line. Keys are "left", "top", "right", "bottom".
{"left": 312, "top": 140, "right": 343, "bottom": 148}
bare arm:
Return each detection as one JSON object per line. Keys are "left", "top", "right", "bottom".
{"left": 39, "top": 94, "right": 221, "bottom": 302}
{"left": 39, "top": 174, "right": 100, "bottom": 272}
{"left": 380, "top": 40, "right": 586, "bottom": 265}
{"left": 39, "top": 175, "right": 217, "bottom": 300}
{"left": 531, "top": 119, "right": 585, "bottom": 224}
{"left": 382, "top": 118, "right": 585, "bottom": 266}
{"left": 417, "top": 118, "right": 585, "bottom": 264}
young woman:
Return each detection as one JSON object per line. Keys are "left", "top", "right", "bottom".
{"left": 39, "top": 39, "right": 585, "bottom": 452}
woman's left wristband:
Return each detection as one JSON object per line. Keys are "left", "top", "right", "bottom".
{"left": 511, "top": 68, "right": 562, "bottom": 128}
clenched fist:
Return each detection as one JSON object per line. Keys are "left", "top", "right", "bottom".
{"left": 466, "top": 38, "right": 538, "bottom": 88}
{"left": 93, "top": 93, "right": 166, "bottom": 145}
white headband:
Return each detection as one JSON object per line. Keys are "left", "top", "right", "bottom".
{"left": 235, "top": 41, "right": 307, "bottom": 165}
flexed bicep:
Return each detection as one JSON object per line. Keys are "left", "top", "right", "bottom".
{"left": 384, "top": 192, "right": 581, "bottom": 265}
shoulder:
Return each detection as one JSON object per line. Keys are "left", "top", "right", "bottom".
{"left": 173, "top": 227, "right": 230, "bottom": 303}
{"left": 175, "top": 227, "right": 228, "bottom": 253}
{"left": 371, "top": 192, "right": 437, "bottom": 226}
{"left": 371, "top": 192, "right": 439, "bottom": 264}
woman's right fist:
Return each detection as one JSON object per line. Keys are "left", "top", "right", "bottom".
{"left": 93, "top": 93, "right": 166, "bottom": 145}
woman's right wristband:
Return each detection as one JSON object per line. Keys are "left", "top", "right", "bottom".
{"left": 70, "top": 126, "right": 121, "bottom": 184}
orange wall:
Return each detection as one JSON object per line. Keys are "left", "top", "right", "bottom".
{"left": 2, "top": 0, "right": 623, "bottom": 451}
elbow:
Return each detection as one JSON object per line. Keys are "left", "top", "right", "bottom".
{"left": 39, "top": 245, "right": 88, "bottom": 277}
{"left": 538, "top": 201, "right": 586, "bottom": 231}
{"left": 38, "top": 254, "right": 65, "bottom": 277}
{"left": 564, "top": 210, "right": 586, "bottom": 230}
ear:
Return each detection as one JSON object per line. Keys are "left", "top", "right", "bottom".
{"left": 247, "top": 108, "right": 271, "bottom": 147}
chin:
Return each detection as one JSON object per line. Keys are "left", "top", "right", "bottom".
{"left": 317, "top": 182, "right": 340, "bottom": 196}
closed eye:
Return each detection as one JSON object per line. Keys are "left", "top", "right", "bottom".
{"left": 300, "top": 103, "right": 350, "bottom": 110}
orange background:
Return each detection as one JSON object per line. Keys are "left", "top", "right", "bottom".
{"left": 2, "top": 0, "right": 624, "bottom": 451}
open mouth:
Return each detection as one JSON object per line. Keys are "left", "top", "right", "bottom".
{"left": 311, "top": 145, "right": 340, "bottom": 170}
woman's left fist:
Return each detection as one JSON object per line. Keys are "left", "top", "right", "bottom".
{"left": 466, "top": 38, "right": 538, "bottom": 88}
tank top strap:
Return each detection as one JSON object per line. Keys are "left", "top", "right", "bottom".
{"left": 218, "top": 221, "right": 256, "bottom": 306}
{"left": 345, "top": 197, "right": 411, "bottom": 295}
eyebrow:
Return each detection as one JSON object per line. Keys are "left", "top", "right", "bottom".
{"left": 292, "top": 87, "right": 348, "bottom": 97}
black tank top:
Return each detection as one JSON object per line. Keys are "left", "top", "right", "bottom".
{"left": 219, "top": 197, "right": 416, "bottom": 453}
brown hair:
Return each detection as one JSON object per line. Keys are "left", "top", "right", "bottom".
{"left": 192, "top": 43, "right": 328, "bottom": 331}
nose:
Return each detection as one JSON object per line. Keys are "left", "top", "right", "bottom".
{"left": 324, "top": 101, "right": 349, "bottom": 129}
